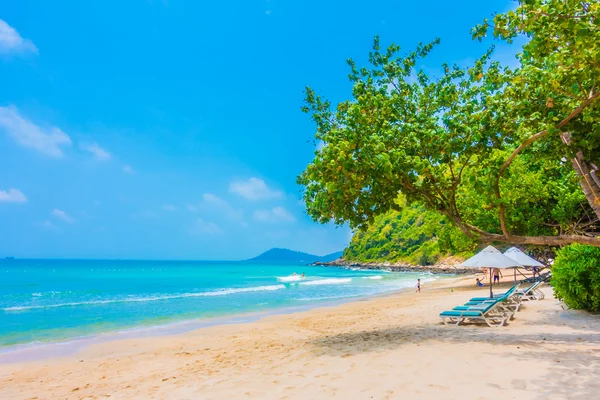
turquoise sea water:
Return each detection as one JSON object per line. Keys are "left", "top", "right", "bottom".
{"left": 0, "top": 259, "right": 438, "bottom": 347}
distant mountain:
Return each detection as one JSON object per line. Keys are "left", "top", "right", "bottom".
{"left": 248, "top": 248, "right": 343, "bottom": 263}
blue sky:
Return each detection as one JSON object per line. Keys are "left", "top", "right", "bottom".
{"left": 0, "top": 0, "right": 519, "bottom": 260}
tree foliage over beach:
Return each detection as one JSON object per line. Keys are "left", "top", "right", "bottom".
{"left": 298, "top": 0, "right": 600, "bottom": 248}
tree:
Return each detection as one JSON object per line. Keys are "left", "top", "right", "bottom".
{"left": 472, "top": 0, "right": 600, "bottom": 223}
{"left": 298, "top": 0, "right": 600, "bottom": 247}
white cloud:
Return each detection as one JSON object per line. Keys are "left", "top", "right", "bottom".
{"left": 202, "top": 193, "right": 244, "bottom": 221}
{"left": 0, "top": 106, "right": 72, "bottom": 157}
{"left": 190, "top": 218, "right": 222, "bottom": 235}
{"left": 186, "top": 203, "right": 198, "bottom": 213}
{"left": 80, "top": 142, "right": 111, "bottom": 161}
{"left": 162, "top": 204, "right": 177, "bottom": 211}
{"left": 37, "top": 220, "right": 59, "bottom": 232}
{"left": 123, "top": 165, "right": 134, "bottom": 174}
{"left": 203, "top": 193, "right": 228, "bottom": 207}
{"left": 51, "top": 209, "right": 75, "bottom": 223}
{"left": 0, "top": 19, "right": 38, "bottom": 56}
{"left": 0, "top": 188, "right": 27, "bottom": 203}
{"left": 253, "top": 206, "right": 295, "bottom": 223}
{"left": 229, "top": 177, "right": 283, "bottom": 201}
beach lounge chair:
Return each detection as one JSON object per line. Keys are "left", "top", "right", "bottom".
{"left": 454, "top": 297, "right": 518, "bottom": 320}
{"left": 467, "top": 285, "right": 522, "bottom": 313}
{"left": 517, "top": 281, "right": 545, "bottom": 301}
{"left": 470, "top": 284, "right": 518, "bottom": 302}
{"left": 439, "top": 300, "right": 509, "bottom": 327}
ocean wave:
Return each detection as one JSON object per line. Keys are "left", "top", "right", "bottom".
{"left": 297, "top": 294, "right": 355, "bottom": 301}
{"left": 277, "top": 275, "right": 304, "bottom": 282}
{"left": 2, "top": 285, "right": 286, "bottom": 312}
{"left": 299, "top": 278, "right": 352, "bottom": 286}
{"left": 361, "top": 275, "right": 383, "bottom": 280}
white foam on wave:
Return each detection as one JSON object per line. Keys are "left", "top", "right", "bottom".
{"left": 277, "top": 275, "right": 304, "bottom": 282}
{"left": 362, "top": 275, "right": 383, "bottom": 280}
{"left": 2, "top": 285, "right": 286, "bottom": 312}
{"left": 299, "top": 278, "right": 352, "bottom": 286}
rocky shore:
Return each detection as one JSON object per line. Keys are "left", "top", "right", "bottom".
{"left": 313, "top": 256, "right": 479, "bottom": 275}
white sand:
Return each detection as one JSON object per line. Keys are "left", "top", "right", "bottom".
{"left": 1, "top": 277, "right": 599, "bottom": 400}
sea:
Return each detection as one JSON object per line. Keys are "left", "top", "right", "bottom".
{"left": 0, "top": 259, "right": 440, "bottom": 350}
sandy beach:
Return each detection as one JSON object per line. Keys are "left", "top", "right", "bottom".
{"left": 1, "top": 276, "right": 599, "bottom": 400}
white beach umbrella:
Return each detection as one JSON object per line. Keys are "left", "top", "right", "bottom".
{"left": 460, "top": 245, "right": 523, "bottom": 298}
{"left": 504, "top": 247, "right": 545, "bottom": 284}
{"left": 504, "top": 247, "right": 544, "bottom": 267}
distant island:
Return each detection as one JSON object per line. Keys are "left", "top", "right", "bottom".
{"left": 247, "top": 248, "right": 343, "bottom": 263}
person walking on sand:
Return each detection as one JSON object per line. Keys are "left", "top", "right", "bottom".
{"left": 492, "top": 268, "right": 502, "bottom": 286}
{"left": 416, "top": 279, "right": 421, "bottom": 293}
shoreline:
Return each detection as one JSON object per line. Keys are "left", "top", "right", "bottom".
{"left": 314, "top": 256, "right": 479, "bottom": 275}
{"left": 4, "top": 274, "right": 598, "bottom": 400}
{"left": 0, "top": 273, "right": 457, "bottom": 364}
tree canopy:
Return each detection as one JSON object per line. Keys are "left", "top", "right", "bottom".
{"left": 298, "top": 0, "right": 600, "bottom": 248}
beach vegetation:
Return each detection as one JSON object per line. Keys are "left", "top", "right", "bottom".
{"left": 343, "top": 199, "right": 476, "bottom": 265}
{"left": 298, "top": 0, "right": 600, "bottom": 249}
{"left": 551, "top": 244, "right": 600, "bottom": 311}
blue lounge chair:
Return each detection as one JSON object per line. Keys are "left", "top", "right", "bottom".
{"left": 439, "top": 300, "right": 509, "bottom": 327}
{"left": 470, "top": 284, "right": 518, "bottom": 302}
{"left": 455, "top": 297, "right": 517, "bottom": 320}
{"left": 517, "top": 281, "right": 545, "bottom": 301}
{"left": 468, "top": 284, "right": 522, "bottom": 313}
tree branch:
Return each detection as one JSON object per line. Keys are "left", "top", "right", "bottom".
{"left": 493, "top": 89, "right": 600, "bottom": 239}
{"left": 531, "top": 10, "right": 592, "bottom": 20}
{"left": 478, "top": 231, "right": 600, "bottom": 247}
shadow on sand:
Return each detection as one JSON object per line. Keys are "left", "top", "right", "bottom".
{"left": 307, "top": 301, "right": 600, "bottom": 400}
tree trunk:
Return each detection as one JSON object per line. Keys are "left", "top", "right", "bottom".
{"left": 570, "top": 152, "right": 600, "bottom": 220}
{"left": 442, "top": 209, "right": 600, "bottom": 248}
{"left": 560, "top": 132, "right": 600, "bottom": 220}
{"left": 483, "top": 232, "right": 600, "bottom": 247}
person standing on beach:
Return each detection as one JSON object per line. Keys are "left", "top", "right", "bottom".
{"left": 416, "top": 279, "right": 421, "bottom": 293}
{"left": 492, "top": 268, "right": 502, "bottom": 286}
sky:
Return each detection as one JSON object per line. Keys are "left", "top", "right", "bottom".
{"left": 0, "top": 0, "right": 520, "bottom": 260}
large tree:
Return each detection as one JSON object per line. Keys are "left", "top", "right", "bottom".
{"left": 473, "top": 0, "right": 600, "bottom": 223}
{"left": 298, "top": 0, "right": 600, "bottom": 247}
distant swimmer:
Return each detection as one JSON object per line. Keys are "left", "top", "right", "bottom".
{"left": 301, "top": 273, "right": 305, "bottom": 278}
{"left": 292, "top": 272, "right": 297, "bottom": 276}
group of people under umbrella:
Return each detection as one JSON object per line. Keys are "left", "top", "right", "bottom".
{"left": 460, "top": 246, "right": 545, "bottom": 299}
